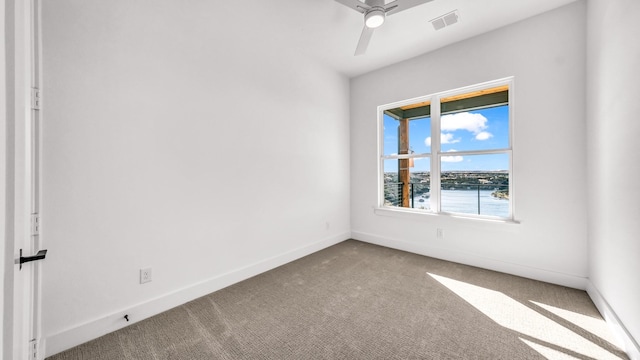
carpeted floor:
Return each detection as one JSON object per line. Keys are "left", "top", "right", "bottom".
{"left": 47, "top": 240, "right": 628, "bottom": 359}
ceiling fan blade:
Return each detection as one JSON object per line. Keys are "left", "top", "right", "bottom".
{"left": 355, "top": 26, "right": 375, "bottom": 56}
{"left": 385, "top": 0, "right": 434, "bottom": 16}
{"left": 334, "top": 0, "right": 369, "bottom": 13}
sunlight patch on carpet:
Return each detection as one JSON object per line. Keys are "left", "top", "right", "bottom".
{"left": 519, "top": 338, "right": 580, "bottom": 360}
{"left": 427, "top": 273, "right": 624, "bottom": 360}
{"left": 530, "top": 300, "right": 620, "bottom": 346}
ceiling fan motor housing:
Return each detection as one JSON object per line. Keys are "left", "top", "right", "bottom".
{"left": 334, "top": 0, "right": 435, "bottom": 55}
{"left": 365, "top": 8, "right": 386, "bottom": 28}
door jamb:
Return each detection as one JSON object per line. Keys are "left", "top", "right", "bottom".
{"left": 3, "top": 0, "right": 39, "bottom": 358}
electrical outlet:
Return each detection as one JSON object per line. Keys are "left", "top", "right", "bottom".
{"left": 436, "top": 228, "right": 444, "bottom": 239}
{"left": 140, "top": 268, "right": 152, "bottom": 284}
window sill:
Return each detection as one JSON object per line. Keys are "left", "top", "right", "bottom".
{"left": 374, "top": 207, "right": 521, "bottom": 226}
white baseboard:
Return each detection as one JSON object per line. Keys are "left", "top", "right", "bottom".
{"left": 586, "top": 282, "right": 640, "bottom": 360}
{"left": 44, "top": 232, "right": 350, "bottom": 358}
{"left": 351, "top": 230, "right": 588, "bottom": 290}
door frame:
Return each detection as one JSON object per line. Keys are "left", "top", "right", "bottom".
{"left": 1, "top": 0, "right": 10, "bottom": 356}
{"left": 3, "top": 0, "right": 42, "bottom": 358}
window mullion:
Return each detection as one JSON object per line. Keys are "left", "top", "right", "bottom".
{"left": 430, "top": 96, "right": 441, "bottom": 213}
{"left": 439, "top": 148, "right": 510, "bottom": 157}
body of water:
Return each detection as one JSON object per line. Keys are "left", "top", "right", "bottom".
{"left": 411, "top": 189, "right": 509, "bottom": 218}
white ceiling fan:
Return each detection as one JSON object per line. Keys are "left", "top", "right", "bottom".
{"left": 335, "top": 0, "right": 435, "bottom": 55}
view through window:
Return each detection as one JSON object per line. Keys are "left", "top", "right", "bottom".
{"left": 380, "top": 80, "right": 512, "bottom": 219}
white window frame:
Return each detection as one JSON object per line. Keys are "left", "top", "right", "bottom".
{"left": 377, "top": 77, "right": 515, "bottom": 221}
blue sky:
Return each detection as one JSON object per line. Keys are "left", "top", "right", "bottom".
{"left": 383, "top": 105, "right": 509, "bottom": 172}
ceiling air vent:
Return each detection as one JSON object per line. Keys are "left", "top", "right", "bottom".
{"left": 430, "top": 10, "right": 460, "bottom": 31}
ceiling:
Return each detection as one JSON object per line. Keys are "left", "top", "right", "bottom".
{"left": 231, "top": 0, "right": 578, "bottom": 78}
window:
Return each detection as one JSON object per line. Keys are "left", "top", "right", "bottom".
{"left": 379, "top": 79, "right": 513, "bottom": 219}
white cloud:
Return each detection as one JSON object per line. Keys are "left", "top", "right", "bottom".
{"left": 442, "top": 133, "right": 461, "bottom": 144}
{"left": 425, "top": 112, "right": 488, "bottom": 147}
{"left": 475, "top": 131, "right": 493, "bottom": 141}
{"left": 441, "top": 112, "right": 488, "bottom": 134}
{"left": 425, "top": 133, "right": 460, "bottom": 146}
{"left": 441, "top": 149, "right": 463, "bottom": 162}
{"left": 442, "top": 155, "right": 464, "bottom": 162}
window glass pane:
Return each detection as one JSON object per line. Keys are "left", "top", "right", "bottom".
{"left": 440, "top": 101, "right": 509, "bottom": 153}
{"left": 383, "top": 115, "right": 430, "bottom": 156}
{"left": 409, "top": 117, "right": 431, "bottom": 155}
{"left": 383, "top": 159, "right": 431, "bottom": 210}
{"left": 382, "top": 114, "right": 398, "bottom": 156}
{"left": 439, "top": 154, "right": 509, "bottom": 217}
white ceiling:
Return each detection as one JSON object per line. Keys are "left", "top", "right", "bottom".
{"left": 231, "top": 0, "right": 578, "bottom": 78}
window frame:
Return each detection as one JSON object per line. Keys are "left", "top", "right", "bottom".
{"left": 377, "top": 77, "right": 515, "bottom": 221}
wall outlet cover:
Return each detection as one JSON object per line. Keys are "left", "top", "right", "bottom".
{"left": 140, "top": 268, "right": 152, "bottom": 284}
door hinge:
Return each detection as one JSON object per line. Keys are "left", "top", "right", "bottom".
{"left": 29, "top": 339, "right": 38, "bottom": 360}
{"left": 31, "top": 214, "right": 40, "bottom": 236}
{"left": 31, "top": 88, "right": 41, "bottom": 110}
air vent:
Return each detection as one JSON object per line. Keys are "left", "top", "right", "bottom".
{"left": 430, "top": 10, "right": 460, "bottom": 31}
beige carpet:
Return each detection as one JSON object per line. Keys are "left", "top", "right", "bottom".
{"left": 47, "top": 240, "right": 628, "bottom": 359}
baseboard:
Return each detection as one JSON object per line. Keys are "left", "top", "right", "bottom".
{"left": 44, "top": 232, "right": 350, "bottom": 357}
{"left": 351, "top": 230, "right": 588, "bottom": 290}
{"left": 586, "top": 282, "right": 640, "bottom": 360}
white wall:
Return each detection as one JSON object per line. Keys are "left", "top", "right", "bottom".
{"left": 351, "top": 2, "right": 588, "bottom": 288}
{"left": 40, "top": 0, "right": 351, "bottom": 356}
{"left": 586, "top": 0, "right": 640, "bottom": 353}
